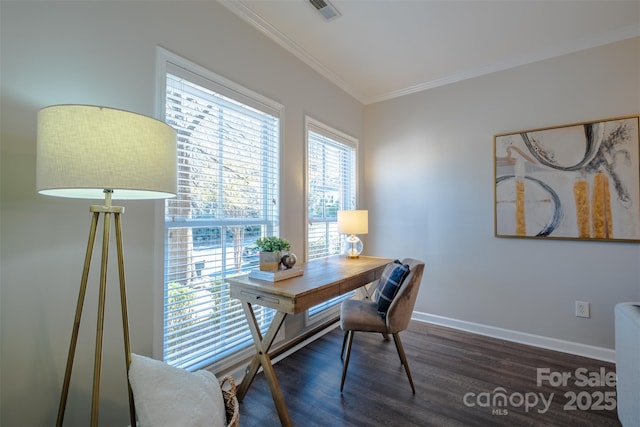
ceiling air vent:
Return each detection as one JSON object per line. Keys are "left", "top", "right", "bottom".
{"left": 309, "top": 0, "right": 341, "bottom": 22}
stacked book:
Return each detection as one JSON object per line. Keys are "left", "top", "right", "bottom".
{"left": 248, "top": 267, "right": 303, "bottom": 282}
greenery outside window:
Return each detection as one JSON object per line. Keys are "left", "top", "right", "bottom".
{"left": 160, "top": 50, "right": 282, "bottom": 370}
{"left": 306, "top": 117, "right": 358, "bottom": 320}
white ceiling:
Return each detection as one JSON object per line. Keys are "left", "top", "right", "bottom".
{"left": 220, "top": 0, "right": 640, "bottom": 104}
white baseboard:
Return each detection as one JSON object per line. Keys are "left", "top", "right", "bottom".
{"left": 412, "top": 311, "right": 615, "bottom": 363}
{"left": 220, "top": 312, "right": 615, "bottom": 384}
{"left": 220, "top": 322, "right": 341, "bottom": 381}
{"left": 273, "top": 322, "right": 341, "bottom": 365}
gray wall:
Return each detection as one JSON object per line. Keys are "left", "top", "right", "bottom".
{"left": 1, "top": 1, "right": 639, "bottom": 426}
{"left": 365, "top": 37, "right": 640, "bottom": 353}
{"left": 0, "top": 2, "right": 362, "bottom": 426}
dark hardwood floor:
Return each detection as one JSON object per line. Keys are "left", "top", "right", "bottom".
{"left": 237, "top": 321, "right": 620, "bottom": 427}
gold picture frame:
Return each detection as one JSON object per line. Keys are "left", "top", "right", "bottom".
{"left": 494, "top": 115, "right": 640, "bottom": 242}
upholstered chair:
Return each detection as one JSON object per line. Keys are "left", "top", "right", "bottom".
{"left": 615, "top": 302, "right": 640, "bottom": 427}
{"left": 339, "top": 258, "right": 425, "bottom": 393}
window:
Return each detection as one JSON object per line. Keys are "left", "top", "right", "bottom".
{"left": 160, "top": 51, "right": 282, "bottom": 370}
{"left": 306, "top": 118, "right": 358, "bottom": 319}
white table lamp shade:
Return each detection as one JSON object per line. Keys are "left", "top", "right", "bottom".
{"left": 37, "top": 105, "right": 177, "bottom": 200}
{"left": 337, "top": 210, "right": 368, "bottom": 235}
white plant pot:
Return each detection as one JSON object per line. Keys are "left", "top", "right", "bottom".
{"left": 259, "top": 251, "right": 281, "bottom": 271}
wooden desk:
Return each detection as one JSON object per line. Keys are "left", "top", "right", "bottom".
{"left": 229, "top": 255, "right": 392, "bottom": 426}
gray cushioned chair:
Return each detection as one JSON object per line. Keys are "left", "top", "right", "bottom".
{"left": 339, "top": 258, "right": 425, "bottom": 393}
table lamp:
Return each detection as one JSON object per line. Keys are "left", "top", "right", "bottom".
{"left": 337, "top": 210, "right": 368, "bottom": 258}
{"left": 37, "top": 105, "right": 177, "bottom": 427}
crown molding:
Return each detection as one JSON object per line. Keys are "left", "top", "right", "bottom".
{"left": 365, "top": 24, "right": 640, "bottom": 105}
{"left": 218, "top": 0, "right": 366, "bottom": 103}
{"left": 220, "top": 0, "right": 639, "bottom": 106}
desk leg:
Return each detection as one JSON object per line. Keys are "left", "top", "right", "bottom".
{"left": 237, "top": 302, "right": 292, "bottom": 426}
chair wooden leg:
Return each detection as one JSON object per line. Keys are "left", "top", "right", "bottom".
{"left": 341, "top": 331, "right": 348, "bottom": 360}
{"left": 392, "top": 333, "right": 415, "bottom": 394}
{"left": 340, "top": 331, "right": 354, "bottom": 392}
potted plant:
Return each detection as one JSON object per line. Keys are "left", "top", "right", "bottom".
{"left": 254, "top": 236, "right": 291, "bottom": 271}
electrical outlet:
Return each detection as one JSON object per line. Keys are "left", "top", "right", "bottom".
{"left": 575, "top": 301, "right": 590, "bottom": 318}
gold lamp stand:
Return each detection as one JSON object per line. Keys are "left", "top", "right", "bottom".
{"left": 56, "top": 190, "right": 136, "bottom": 427}
{"left": 37, "top": 104, "right": 176, "bottom": 426}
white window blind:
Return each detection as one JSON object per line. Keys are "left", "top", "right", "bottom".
{"left": 306, "top": 119, "right": 357, "bottom": 317}
{"left": 163, "top": 61, "right": 281, "bottom": 370}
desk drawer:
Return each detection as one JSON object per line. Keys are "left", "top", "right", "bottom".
{"left": 230, "top": 286, "right": 295, "bottom": 313}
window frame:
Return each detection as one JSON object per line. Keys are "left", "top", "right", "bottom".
{"left": 304, "top": 116, "right": 359, "bottom": 326}
{"left": 155, "top": 47, "right": 285, "bottom": 371}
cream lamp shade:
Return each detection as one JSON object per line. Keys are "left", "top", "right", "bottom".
{"left": 37, "top": 105, "right": 177, "bottom": 200}
{"left": 337, "top": 210, "right": 368, "bottom": 258}
{"left": 337, "top": 210, "right": 368, "bottom": 235}
{"left": 39, "top": 105, "right": 177, "bottom": 427}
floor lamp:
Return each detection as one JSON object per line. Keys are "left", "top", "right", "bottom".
{"left": 36, "top": 105, "right": 177, "bottom": 427}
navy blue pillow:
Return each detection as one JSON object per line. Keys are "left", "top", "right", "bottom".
{"left": 375, "top": 260, "right": 410, "bottom": 316}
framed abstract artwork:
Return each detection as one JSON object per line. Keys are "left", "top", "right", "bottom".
{"left": 494, "top": 115, "right": 640, "bottom": 242}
